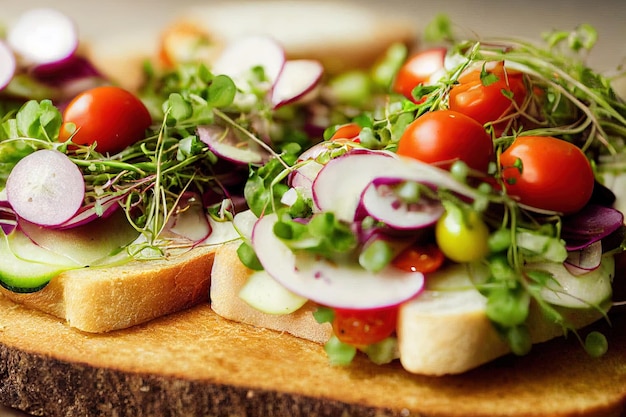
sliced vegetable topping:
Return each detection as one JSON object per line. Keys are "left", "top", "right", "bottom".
{"left": 270, "top": 59, "right": 323, "bottom": 108}
{"left": 0, "top": 41, "right": 16, "bottom": 91}
{"left": 251, "top": 213, "right": 425, "bottom": 310}
{"left": 7, "top": 8, "right": 78, "bottom": 66}
{"left": 6, "top": 149, "right": 84, "bottom": 227}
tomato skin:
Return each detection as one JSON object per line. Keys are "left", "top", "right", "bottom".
{"left": 449, "top": 62, "right": 527, "bottom": 127}
{"left": 329, "top": 123, "right": 361, "bottom": 142}
{"left": 397, "top": 110, "right": 493, "bottom": 173}
{"left": 392, "top": 243, "right": 445, "bottom": 273}
{"left": 393, "top": 47, "right": 446, "bottom": 103}
{"left": 435, "top": 207, "right": 490, "bottom": 263}
{"left": 332, "top": 306, "right": 399, "bottom": 346}
{"left": 500, "top": 136, "right": 594, "bottom": 214}
{"left": 59, "top": 86, "right": 152, "bottom": 154}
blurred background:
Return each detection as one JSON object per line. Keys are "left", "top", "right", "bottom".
{"left": 2, "top": 0, "right": 626, "bottom": 71}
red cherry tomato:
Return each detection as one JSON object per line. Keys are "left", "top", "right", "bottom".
{"left": 393, "top": 47, "right": 446, "bottom": 103}
{"left": 59, "top": 86, "right": 152, "bottom": 154}
{"left": 392, "top": 243, "right": 445, "bottom": 273}
{"left": 329, "top": 123, "right": 361, "bottom": 142}
{"left": 500, "top": 136, "right": 594, "bottom": 214}
{"left": 332, "top": 306, "right": 399, "bottom": 346}
{"left": 449, "top": 62, "right": 527, "bottom": 127}
{"left": 397, "top": 109, "right": 494, "bottom": 173}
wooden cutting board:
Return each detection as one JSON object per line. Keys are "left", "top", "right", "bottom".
{"left": 0, "top": 294, "right": 625, "bottom": 417}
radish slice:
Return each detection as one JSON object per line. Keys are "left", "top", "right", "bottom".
{"left": 212, "top": 36, "right": 285, "bottom": 89}
{"left": 251, "top": 213, "right": 425, "bottom": 309}
{"left": 197, "top": 124, "right": 270, "bottom": 165}
{"left": 165, "top": 193, "right": 212, "bottom": 243}
{"left": 312, "top": 150, "right": 477, "bottom": 223}
{"left": 359, "top": 179, "right": 444, "bottom": 230}
{"left": 7, "top": 8, "right": 78, "bottom": 66}
{"left": 564, "top": 241, "right": 603, "bottom": 275}
{"left": 53, "top": 193, "right": 124, "bottom": 229}
{"left": 6, "top": 149, "right": 85, "bottom": 227}
{"left": 271, "top": 59, "right": 323, "bottom": 108}
{"left": 0, "top": 41, "right": 16, "bottom": 90}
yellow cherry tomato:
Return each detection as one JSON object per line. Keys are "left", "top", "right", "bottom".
{"left": 435, "top": 204, "right": 490, "bottom": 263}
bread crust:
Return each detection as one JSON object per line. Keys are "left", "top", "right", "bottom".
{"left": 1, "top": 293, "right": 625, "bottom": 417}
{"left": 0, "top": 245, "right": 217, "bottom": 333}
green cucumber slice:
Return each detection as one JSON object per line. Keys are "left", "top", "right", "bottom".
{"left": 238, "top": 270, "right": 308, "bottom": 315}
{"left": 18, "top": 210, "right": 140, "bottom": 266}
{"left": 0, "top": 230, "right": 80, "bottom": 293}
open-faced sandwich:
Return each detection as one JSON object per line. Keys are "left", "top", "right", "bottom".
{"left": 1, "top": 3, "right": 626, "bottom": 416}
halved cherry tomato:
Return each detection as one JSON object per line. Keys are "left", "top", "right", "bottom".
{"left": 392, "top": 243, "right": 445, "bottom": 273}
{"left": 393, "top": 47, "right": 446, "bottom": 103}
{"left": 329, "top": 123, "right": 361, "bottom": 142}
{"left": 332, "top": 306, "right": 399, "bottom": 346}
{"left": 397, "top": 109, "right": 493, "bottom": 173}
{"left": 59, "top": 86, "right": 152, "bottom": 154}
{"left": 500, "top": 136, "right": 594, "bottom": 214}
{"left": 449, "top": 62, "right": 527, "bottom": 127}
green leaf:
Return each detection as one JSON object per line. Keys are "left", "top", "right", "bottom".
{"left": 167, "top": 93, "right": 193, "bottom": 121}
{"left": 424, "top": 13, "right": 453, "bottom": 42}
{"left": 363, "top": 337, "right": 397, "bottom": 365}
{"left": 15, "top": 100, "right": 62, "bottom": 141}
{"left": 504, "top": 324, "right": 532, "bottom": 356}
{"left": 236, "top": 241, "right": 264, "bottom": 271}
{"left": 208, "top": 74, "right": 236, "bottom": 107}
{"left": 313, "top": 306, "right": 335, "bottom": 324}
{"left": 486, "top": 286, "right": 530, "bottom": 327}
{"left": 324, "top": 335, "right": 357, "bottom": 366}
{"left": 359, "top": 238, "right": 394, "bottom": 272}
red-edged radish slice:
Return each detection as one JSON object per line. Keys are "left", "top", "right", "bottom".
{"left": 271, "top": 59, "right": 323, "bottom": 108}
{"left": 251, "top": 212, "right": 425, "bottom": 310}
{"left": 0, "top": 41, "right": 16, "bottom": 90}
{"left": 212, "top": 35, "right": 285, "bottom": 89}
{"left": 313, "top": 150, "right": 480, "bottom": 223}
{"left": 165, "top": 193, "right": 212, "bottom": 243}
{"left": 6, "top": 149, "right": 85, "bottom": 227}
{"left": 359, "top": 179, "right": 444, "bottom": 230}
{"left": 53, "top": 193, "right": 124, "bottom": 229}
{"left": 564, "top": 241, "right": 603, "bottom": 275}
{"left": 7, "top": 8, "right": 79, "bottom": 66}
{"left": 197, "top": 124, "right": 271, "bottom": 166}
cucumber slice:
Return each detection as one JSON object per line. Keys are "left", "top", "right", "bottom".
{"left": 0, "top": 230, "right": 80, "bottom": 293}
{"left": 238, "top": 270, "right": 308, "bottom": 315}
{"left": 535, "top": 256, "right": 614, "bottom": 309}
{"left": 18, "top": 210, "right": 140, "bottom": 266}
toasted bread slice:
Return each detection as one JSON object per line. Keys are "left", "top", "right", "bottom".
{"left": 210, "top": 241, "right": 613, "bottom": 375}
{"left": 210, "top": 241, "right": 332, "bottom": 344}
{"left": 0, "top": 244, "right": 217, "bottom": 333}
{"left": 84, "top": 1, "right": 418, "bottom": 91}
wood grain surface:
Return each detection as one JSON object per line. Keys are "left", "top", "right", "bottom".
{"left": 0, "top": 294, "right": 625, "bottom": 417}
